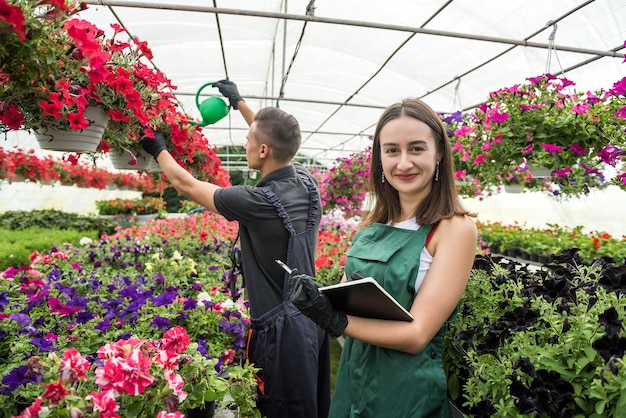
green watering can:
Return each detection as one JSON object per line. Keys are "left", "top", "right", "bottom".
{"left": 188, "top": 82, "right": 230, "bottom": 127}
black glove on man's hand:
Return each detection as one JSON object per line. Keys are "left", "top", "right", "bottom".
{"left": 140, "top": 131, "right": 167, "bottom": 161}
{"left": 213, "top": 79, "right": 243, "bottom": 110}
{"left": 289, "top": 272, "right": 348, "bottom": 338}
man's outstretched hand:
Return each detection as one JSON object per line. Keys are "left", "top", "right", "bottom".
{"left": 140, "top": 131, "right": 167, "bottom": 161}
{"left": 213, "top": 80, "right": 243, "bottom": 110}
{"left": 289, "top": 271, "right": 347, "bottom": 338}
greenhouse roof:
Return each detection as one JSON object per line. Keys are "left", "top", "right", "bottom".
{"left": 79, "top": 0, "right": 626, "bottom": 169}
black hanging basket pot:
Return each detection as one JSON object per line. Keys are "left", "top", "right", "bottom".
{"left": 185, "top": 401, "right": 216, "bottom": 418}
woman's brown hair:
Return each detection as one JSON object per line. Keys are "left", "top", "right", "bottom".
{"left": 362, "top": 98, "right": 475, "bottom": 227}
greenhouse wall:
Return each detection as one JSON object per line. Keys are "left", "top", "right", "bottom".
{"left": 0, "top": 181, "right": 141, "bottom": 215}
{"left": 461, "top": 187, "right": 626, "bottom": 237}
{"left": 3, "top": 130, "right": 625, "bottom": 237}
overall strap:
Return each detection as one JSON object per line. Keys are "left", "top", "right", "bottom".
{"left": 261, "top": 185, "right": 297, "bottom": 236}
{"left": 261, "top": 174, "right": 320, "bottom": 299}
{"left": 260, "top": 173, "right": 320, "bottom": 235}
{"left": 300, "top": 174, "right": 320, "bottom": 233}
{"left": 425, "top": 222, "right": 439, "bottom": 247}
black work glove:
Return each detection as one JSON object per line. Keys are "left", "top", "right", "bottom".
{"left": 140, "top": 131, "right": 167, "bottom": 161}
{"left": 213, "top": 79, "right": 243, "bottom": 110}
{"left": 289, "top": 271, "right": 348, "bottom": 338}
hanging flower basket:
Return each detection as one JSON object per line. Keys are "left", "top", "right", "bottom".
{"left": 528, "top": 165, "right": 552, "bottom": 179}
{"left": 504, "top": 184, "right": 524, "bottom": 193}
{"left": 34, "top": 106, "right": 108, "bottom": 153}
{"left": 109, "top": 148, "right": 152, "bottom": 171}
{"left": 186, "top": 401, "right": 216, "bottom": 418}
{"left": 148, "top": 160, "right": 162, "bottom": 173}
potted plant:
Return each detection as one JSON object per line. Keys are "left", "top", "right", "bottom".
{"left": 319, "top": 147, "right": 371, "bottom": 217}
{"left": 444, "top": 253, "right": 626, "bottom": 417}
{"left": 95, "top": 196, "right": 165, "bottom": 216}
{"left": 447, "top": 73, "right": 626, "bottom": 197}
{"left": 0, "top": 0, "right": 229, "bottom": 183}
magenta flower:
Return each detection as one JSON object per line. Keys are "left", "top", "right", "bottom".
{"left": 609, "top": 77, "right": 626, "bottom": 96}
{"left": 598, "top": 144, "right": 626, "bottom": 166}
{"left": 522, "top": 144, "right": 534, "bottom": 155}
{"left": 541, "top": 143, "right": 563, "bottom": 153}
{"left": 455, "top": 125, "right": 474, "bottom": 137}
{"left": 614, "top": 105, "right": 626, "bottom": 119}
{"left": 554, "top": 167, "right": 572, "bottom": 177}
{"left": 568, "top": 143, "right": 587, "bottom": 156}
{"left": 571, "top": 103, "right": 590, "bottom": 114}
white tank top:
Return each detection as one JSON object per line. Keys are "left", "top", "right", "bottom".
{"left": 390, "top": 218, "right": 433, "bottom": 292}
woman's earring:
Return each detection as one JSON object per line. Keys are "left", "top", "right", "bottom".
{"left": 435, "top": 163, "right": 440, "bottom": 182}
{"left": 382, "top": 172, "right": 386, "bottom": 183}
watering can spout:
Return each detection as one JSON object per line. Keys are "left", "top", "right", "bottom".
{"left": 187, "top": 82, "right": 230, "bottom": 126}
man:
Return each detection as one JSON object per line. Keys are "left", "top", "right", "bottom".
{"left": 140, "top": 80, "right": 330, "bottom": 418}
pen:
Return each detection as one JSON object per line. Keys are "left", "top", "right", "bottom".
{"left": 275, "top": 259, "right": 293, "bottom": 275}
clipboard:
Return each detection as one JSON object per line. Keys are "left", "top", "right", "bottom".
{"left": 275, "top": 260, "right": 413, "bottom": 322}
{"left": 319, "top": 278, "right": 414, "bottom": 322}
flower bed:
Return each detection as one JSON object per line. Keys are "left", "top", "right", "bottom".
{"left": 0, "top": 212, "right": 259, "bottom": 417}
{"left": 95, "top": 197, "right": 165, "bottom": 215}
{"left": 477, "top": 221, "right": 626, "bottom": 265}
{"left": 2, "top": 207, "right": 625, "bottom": 417}
{"left": 0, "top": 147, "right": 164, "bottom": 192}
{"left": 444, "top": 253, "right": 626, "bottom": 417}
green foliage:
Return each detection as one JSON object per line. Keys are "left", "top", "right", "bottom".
{"left": 95, "top": 197, "right": 166, "bottom": 215}
{"left": 144, "top": 186, "right": 185, "bottom": 213}
{"left": 0, "top": 209, "right": 116, "bottom": 233}
{"left": 0, "top": 227, "right": 100, "bottom": 270}
{"left": 0, "top": 209, "right": 115, "bottom": 270}
{"left": 444, "top": 255, "right": 626, "bottom": 417}
{"left": 476, "top": 220, "right": 626, "bottom": 266}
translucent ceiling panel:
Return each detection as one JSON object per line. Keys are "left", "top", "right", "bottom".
{"left": 73, "top": 0, "right": 625, "bottom": 167}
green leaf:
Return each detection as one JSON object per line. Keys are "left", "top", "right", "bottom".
{"left": 616, "top": 390, "right": 626, "bottom": 415}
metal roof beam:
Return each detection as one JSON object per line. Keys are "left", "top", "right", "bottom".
{"left": 83, "top": 1, "right": 625, "bottom": 59}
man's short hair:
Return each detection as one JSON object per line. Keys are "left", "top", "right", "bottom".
{"left": 254, "top": 107, "right": 301, "bottom": 163}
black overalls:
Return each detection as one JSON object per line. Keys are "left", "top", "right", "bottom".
{"left": 246, "top": 175, "right": 331, "bottom": 418}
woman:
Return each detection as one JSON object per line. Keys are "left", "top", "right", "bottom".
{"left": 290, "top": 98, "right": 477, "bottom": 417}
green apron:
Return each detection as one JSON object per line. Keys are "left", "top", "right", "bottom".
{"left": 329, "top": 222, "right": 453, "bottom": 418}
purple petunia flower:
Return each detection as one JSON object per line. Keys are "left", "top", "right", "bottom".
{"left": 116, "top": 332, "right": 132, "bottom": 341}
{"left": 94, "top": 319, "right": 112, "bottom": 332}
{"left": 150, "top": 316, "right": 172, "bottom": 330}
{"left": 10, "top": 313, "right": 31, "bottom": 327}
{"left": 31, "top": 337, "right": 56, "bottom": 352}
{"left": 76, "top": 311, "right": 95, "bottom": 324}
{"left": 443, "top": 110, "right": 463, "bottom": 124}
{"left": 153, "top": 273, "right": 166, "bottom": 286}
{"left": 183, "top": 299, "right": 198, "bottom": 310}
{"left": 0, "top": 292, "right": 9, "bottom": 307}
{"left": 1, "top": 365, "right": 43, "bottom": 393}
{"left": 197, "top": 339, "right": 209, "bottom": 357}
{"left": 152, "top": 291, "right": 177, "bottom": 307}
